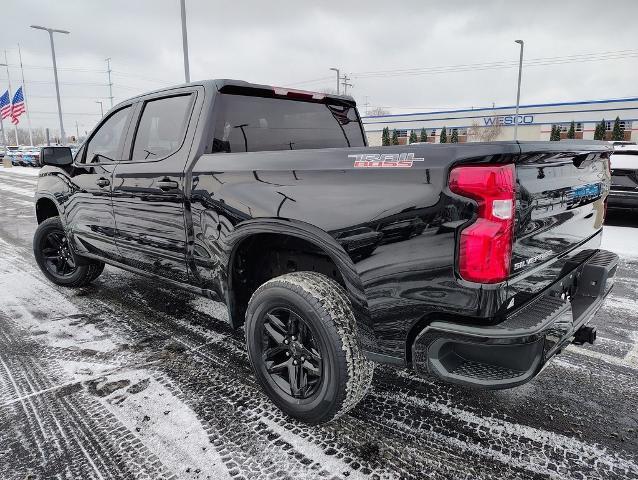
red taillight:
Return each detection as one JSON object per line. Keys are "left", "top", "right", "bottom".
{"left": 449, "top": 164, "right": 516, "bottom": 283}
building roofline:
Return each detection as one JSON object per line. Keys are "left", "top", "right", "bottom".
{"left": 362, "top": 95, "right": 638, "bottom": 119}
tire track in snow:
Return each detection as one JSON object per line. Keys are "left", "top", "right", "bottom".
{"left": 0, "top": 317, "right": 177, "bottom": 480}
{"left": 373, "top": 387, "right": 638, "bottom": 479}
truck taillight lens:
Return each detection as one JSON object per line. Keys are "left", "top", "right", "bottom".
{"left": 449, "top": 164, "right": 516, "bottom": 284}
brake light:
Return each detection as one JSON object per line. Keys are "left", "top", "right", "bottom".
{"left": 449, "top": 164, "right": 516, "bottom": 283}
{"left": 273, "top": 87, "right": 326, "bottom": 101}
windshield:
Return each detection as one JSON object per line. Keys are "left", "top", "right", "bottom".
{"left": 210, "top": 93, "right": 365, "bottom": 153}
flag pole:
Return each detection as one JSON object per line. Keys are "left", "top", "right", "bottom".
{"left": 3, "top": 51, "right": 19, "bottom": 146}
{"left": 17, "top": 44, "right": 33, "bottom": 146}
{"left": 0, "top": 111, "right": 5, "bottom": 147}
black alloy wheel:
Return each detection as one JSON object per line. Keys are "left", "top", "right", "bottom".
{"left": 41, "top": 230, "right": 77, "bottom": 277}
{"left": 261, "top": 306, "right": 323, "bottom": 399}
{"left": 33, "top": 216, "right": 105, "bottom": 287}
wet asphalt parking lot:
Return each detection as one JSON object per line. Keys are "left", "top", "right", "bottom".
{"left": 0, "top": 166, "right": 637, "bottom": 480}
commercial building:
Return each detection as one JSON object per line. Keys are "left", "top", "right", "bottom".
{"left": 362, "top": 96, "right": 638, "bottom": 145}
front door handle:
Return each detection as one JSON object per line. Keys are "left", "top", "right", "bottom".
{"left": 157, "top": 179, "right": 179, "bottom": 191}
{"left": 96, "top": 177, "right": 110, "bottom": 188}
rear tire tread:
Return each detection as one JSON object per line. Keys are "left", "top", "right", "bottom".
{"left": 248, "top": 271, "right": 374, "bottom": 423}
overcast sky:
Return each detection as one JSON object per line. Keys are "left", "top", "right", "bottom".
{"left": 2, "top": 0, "right": 638, "bottom": 135}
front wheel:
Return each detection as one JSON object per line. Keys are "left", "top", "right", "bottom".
{"left": 245, "top": 272, "right": 374, "bottom": 424}
{"left": 33, "top": 217, "right": 105, "bottom": 288}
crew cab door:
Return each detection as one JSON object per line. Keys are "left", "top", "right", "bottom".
{"left": 66, "top": 104, "right": 134, "bottom": 261}
{"left": 111, "top": 91, "right": 197, "bottom": 283}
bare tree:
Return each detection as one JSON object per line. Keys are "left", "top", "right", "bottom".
{"left": 468, "top": 115, "right": 503, "bottom": 142}
{"left": 366, "top": 107, "right": 390, "bottom": 117}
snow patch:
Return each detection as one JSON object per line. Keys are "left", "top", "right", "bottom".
{"left": 0, "top": 244, "right": 119, "bottom": 353}
{"left": 602, "top": 226, "right": 638, "bottom": 258}
{"left": 96, "top": 369, "right": 231, "bottom": 480}
{"left": 601, "top": 294, "right": 638, "bottom": 317}
{"left": 0, "top": 165, "right": 41, "bottom": 177}
{"left": 189, "top": 296, "right": 229, "bottom": 323}
{"left": 0, "top": 183, "right": 35, "bottom": 199}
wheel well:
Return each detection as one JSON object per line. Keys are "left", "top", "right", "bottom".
{"left": 36, "top": 198, "right": 59, "bottom": 224}
{"left": 229, "top": 233, "right": 345, "bottom": 328}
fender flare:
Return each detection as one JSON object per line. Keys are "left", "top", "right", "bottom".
{"left": 223, "top": 218, "right": 378, "bottom": 353}
{"left": 34, "top": 193, "right": 65, "bottom": 226}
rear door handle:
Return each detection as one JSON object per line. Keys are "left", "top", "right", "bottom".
{"left": 96, "top": 178, "right": 110, "bottom": 187}
{"left": 157, "top": 179, "right": 179, "bottom": 191}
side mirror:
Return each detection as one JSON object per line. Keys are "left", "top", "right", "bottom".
{"left": 40, "top": 146, "right": 73, "bottom": 166}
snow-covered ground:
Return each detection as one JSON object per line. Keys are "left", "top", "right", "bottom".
{"left": 602, "top": 225, "right": 638, "bottom": 258}
{"left": 0, "top": 165, "right": 41, "bottom": 177}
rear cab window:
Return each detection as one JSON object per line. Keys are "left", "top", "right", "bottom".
{"left": 210, "top": 88, "right": 366, "bottom": 153}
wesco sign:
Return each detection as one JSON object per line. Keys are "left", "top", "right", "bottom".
{"left": 484, "top": 115, "right": 534, "bottom": 126}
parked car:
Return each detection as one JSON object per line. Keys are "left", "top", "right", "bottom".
{"left": 5, "top": 146, "right": 21, "bottom": 166}
{"left": 32, "top": 80, "right": 618, "bottom": 424}
{"left": 19, "top": 146, "right": 41, "bottom": 167}
{"left": 608, "top": 144, "right": 638, "bottom": 212}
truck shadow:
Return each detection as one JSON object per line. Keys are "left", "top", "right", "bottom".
{"left": 605, "top": 211, "right": 638, "bottom": 227}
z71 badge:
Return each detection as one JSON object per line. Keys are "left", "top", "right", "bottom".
{"left": 349, "top": 152, "right": 425, "bottom": 168}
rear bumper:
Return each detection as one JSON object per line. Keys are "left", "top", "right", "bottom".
{"left": 412, "top": 249, "right": 619, "bottom": 389}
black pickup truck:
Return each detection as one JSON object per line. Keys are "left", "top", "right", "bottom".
{"left": 33, "top": 79, "right": 618, "bottom": 424}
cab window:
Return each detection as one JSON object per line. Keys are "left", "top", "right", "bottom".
{"left": 83, "top": 106, "right": 132, "bottom": 163}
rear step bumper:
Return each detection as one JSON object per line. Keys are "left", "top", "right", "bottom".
{"left": 412, "top": 249, "right": 619, "bottom": 389}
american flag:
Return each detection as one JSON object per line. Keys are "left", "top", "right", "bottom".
{"left": 10, "top": 87, "right": 25, "bottom": 125}
{"left": 0, "top": 90, "right": 11, "bottom": 120}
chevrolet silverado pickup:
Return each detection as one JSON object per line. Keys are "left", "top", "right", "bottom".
{"left": 33, "top": 80, "right": 618, "bottom": 424}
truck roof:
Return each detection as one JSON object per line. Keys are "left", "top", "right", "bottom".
{"left": 118, "top": 78, "right": 356, "bottom": 107}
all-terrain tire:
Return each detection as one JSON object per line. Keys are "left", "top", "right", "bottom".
{"left": 245, "top": 271, "right": 374, "bottom": 424}
{"left": 33, "top": 216, "right": 105, "bottom": 288}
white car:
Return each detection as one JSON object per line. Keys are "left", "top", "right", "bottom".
{"left": 608, "top": 143, "right": 638, "bottom": 212}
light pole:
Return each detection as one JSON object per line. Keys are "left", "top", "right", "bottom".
{"left": 1, "top": 53, "right": 19, "bottom": 145}
{"left": 95, "top": 100, "right": 104, "bottom": 117}
{"left": 31, "top": 25, "right": 69, "bottom": 144}
{"left": 105, "top": 57, "right": 114, "bottom": 108}
{"left": 513, "top": 39, "right": 524, "bottom": 141}
{"left": 180, "top": 0, "right": 190, "bottom": 82}
{"left": 341, "top": 75, "right": 353, "bottom": 95}
{"left": 329, "top": 68, "right": 340, "bottom": 94}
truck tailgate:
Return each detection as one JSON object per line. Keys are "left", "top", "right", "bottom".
{"left": 508, "top": 142, "right": 611, "bottom": 300}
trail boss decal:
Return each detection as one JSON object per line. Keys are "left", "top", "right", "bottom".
{"left": 349, "top": 152, "right": 425, "bottom": 168}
